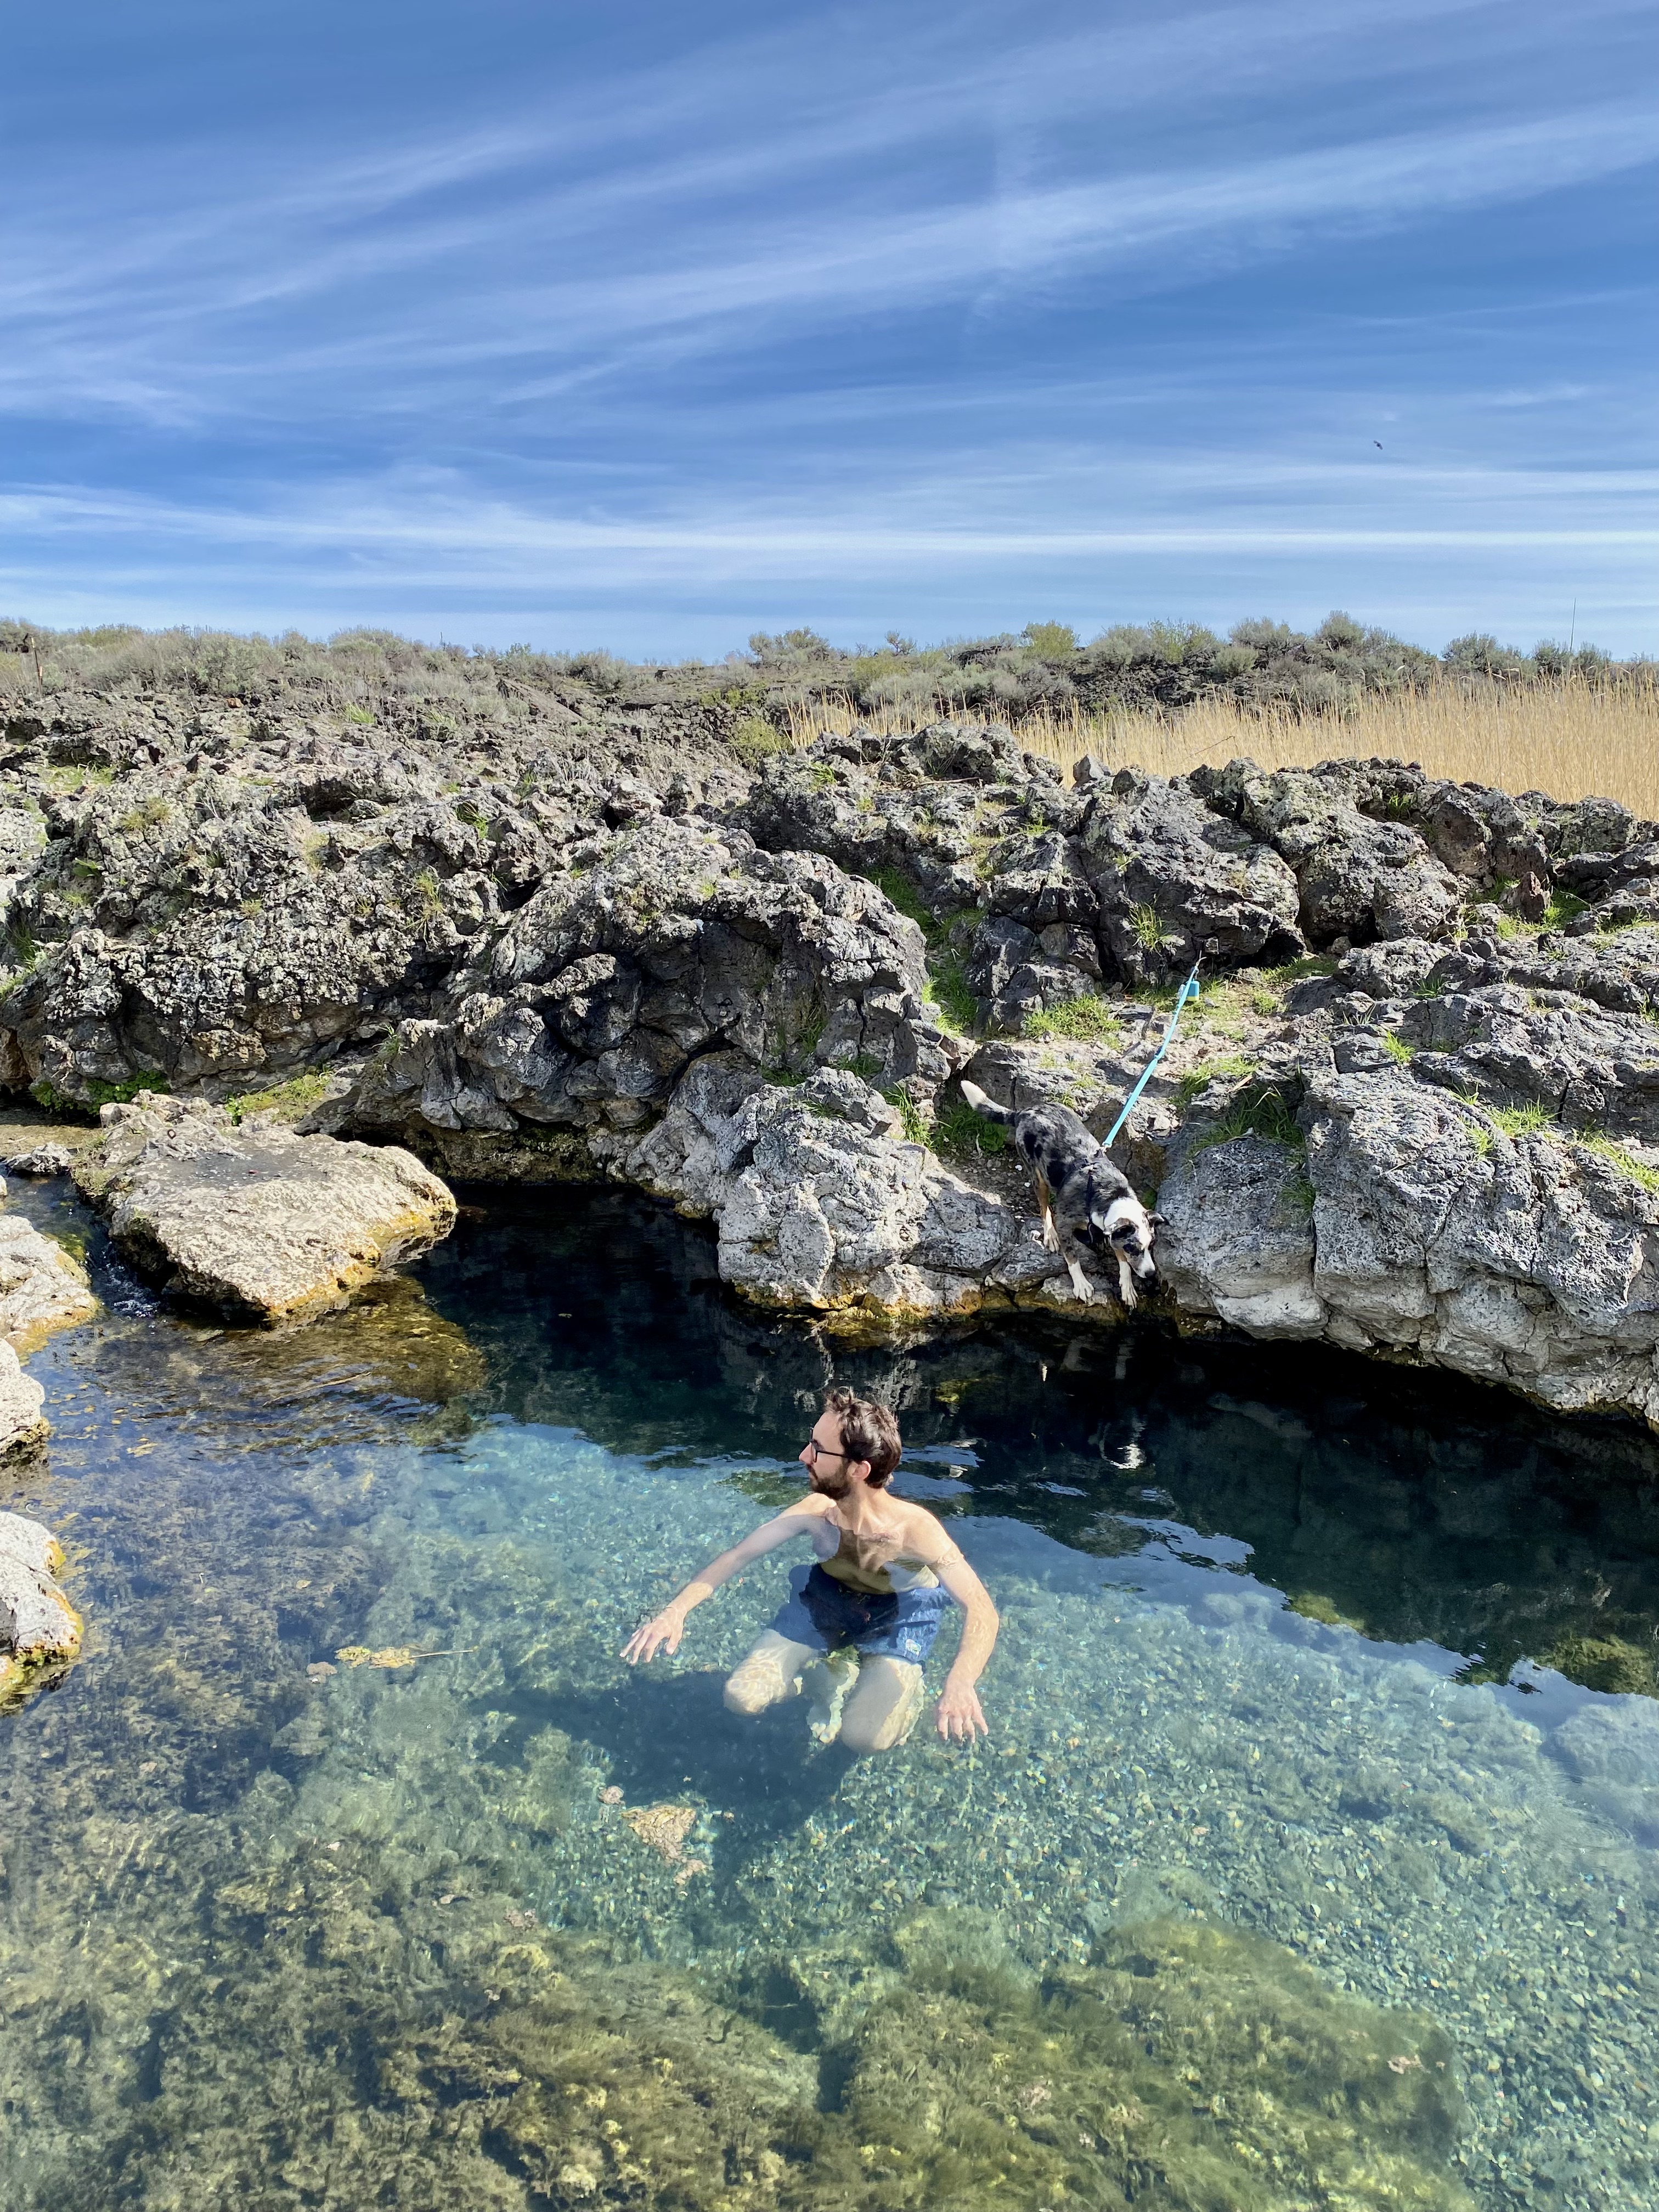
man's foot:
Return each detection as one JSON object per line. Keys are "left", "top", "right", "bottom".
{"left": 804, "top": 1647, "right": 860, "bottom": 1742}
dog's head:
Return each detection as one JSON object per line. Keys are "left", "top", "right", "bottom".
{"left": 1081, "top": 1184, "right": 1162, "bottom": 1298}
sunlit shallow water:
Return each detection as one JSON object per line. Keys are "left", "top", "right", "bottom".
{"left": 2, "top": 1182, "right": 1656, "bottom": 2209}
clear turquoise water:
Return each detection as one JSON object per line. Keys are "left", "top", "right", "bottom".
{"left": 1, "top": 1182, "right": 1656, "bottom": 2208}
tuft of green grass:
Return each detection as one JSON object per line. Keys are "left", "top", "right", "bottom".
{"left": 1259, "top": 953, "right": 1339, "bottom": 989}
{"left": 1022, "top": 994, "right": 1122, "bottom": 1045}
{"left": 923, "top": 957, "right": 978, "bottom": 1036}
{"left": 880, "top": 1085, "right": 929, "bottom": 1144}
{"left": 934, "top": 1093, "right": 1009, "bottom": 1156}
{"left": 868, "top": 866, "right": 936, "bottom": 934}
{"left": 1381, "top": 1029, "right": 1415, "bottom": 1063}
{"left": 1175, "top": 1053, "right": 1256, "bottom": 1105}
{"left": 1192, "top": 1081, "right": 1304, "bottom": 1154}
{"left": 1488, "top": 1102, "right": 1551, "bottom": 1138}
{"left": 1543, "top": 890, "right": 1588, "bottom": 929}
{"left": 1571, "top": 1131, "right": 1659, "bottom": 1194}
{"left": 343, "top": 704, "right": 375, "bottom": 726}
{"left": 1127, "top": 901, "right": 1176, "bottom": 953}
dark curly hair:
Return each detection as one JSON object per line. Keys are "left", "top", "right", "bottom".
{"left": 823, "top": 1387, "right": 902, "bottom": 1488}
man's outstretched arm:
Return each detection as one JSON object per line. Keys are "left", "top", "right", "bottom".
{"left": 933, "top": 1552, "right": 999, "bottom": 1741}
{"left": 620, "top": 1508, "right": 816, "bottom": 1664}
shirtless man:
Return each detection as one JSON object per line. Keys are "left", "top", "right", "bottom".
{"left": 621, "top": 1389, "right": 998, "bottom": 1753}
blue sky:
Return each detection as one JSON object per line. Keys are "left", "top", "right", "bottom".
{"left": 3, "top": 0, "right": 1655, "bottom": 656}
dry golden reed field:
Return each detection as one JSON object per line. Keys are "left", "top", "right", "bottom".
{"left": 788, "top": 676, "right": 1659, "bottom": 817}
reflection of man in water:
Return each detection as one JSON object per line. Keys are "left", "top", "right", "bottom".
{"left": 622, "top": 1389, "right": 999, "bottom": 1753}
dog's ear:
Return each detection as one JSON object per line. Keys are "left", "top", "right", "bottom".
{"left": 1148, "top": 1210, "right": 1167, "bottom": 1227}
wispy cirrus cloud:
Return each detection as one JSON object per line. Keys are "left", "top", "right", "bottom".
{"left": 1, "top": 0, "right": 1654, "bottom": 648}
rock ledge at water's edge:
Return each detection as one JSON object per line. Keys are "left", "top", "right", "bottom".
{"left": 0, "top": 1510, "right": 80, "bottom": 1701}
{"left": 72, "top": 1094, "right": 457, "bottom": 1323}
{"left": 3, "top": 692, "right": 1659, "bottom": 1425}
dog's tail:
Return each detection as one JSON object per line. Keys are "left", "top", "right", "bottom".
{"left": 959, "top": 1079, "right": 1017, "bottom": 1127}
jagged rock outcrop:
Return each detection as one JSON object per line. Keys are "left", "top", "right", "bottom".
{"left": 73, "top": 1094, "right": 456, "bottom": 1323}
{"left": 1156, "top": 1065, "right": 1659, "bottom": 1421}
{"left": 589, "top": 1058, "right": 1056, "bottom": 1323}
{"left": 0, "top": 1509, "right": 80, "bottom": 1697}
{"left": 6, "top": 695, "right": 1659, "bottom": 1429}
{"left": 344, "top": 816, "right": 953, "bottom": 1149}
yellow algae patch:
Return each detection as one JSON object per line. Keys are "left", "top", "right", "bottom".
{"left": 334, "top": 1643, "right": 460, "bottom": 1669}
{"left": 619, "top": 1802, "right": 699, "bottom": 1867}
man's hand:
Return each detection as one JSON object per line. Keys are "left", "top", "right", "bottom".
{"left": 934, "top": 1678, "right": 988, "bottom": 1742}
{"left": 622, "top": 1607, "right": 686, "bottom": 1664}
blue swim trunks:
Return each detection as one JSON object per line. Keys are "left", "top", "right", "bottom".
{"left": 768, "top": 1563, "right": 952, "bottom": 1666}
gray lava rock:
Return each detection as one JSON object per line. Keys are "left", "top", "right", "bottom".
{"left": 0, "top": 1509, "right": 81, "bottom": 1677}
{"left": 5, "top": 1142, "right": 74, "bottom": 1177}
{"left": 349, "top": 816, "right": 949, "bottom": 1142}
{"left": 0, "top": 1342, "right": 47, "bottom": 1458}
{"left": 1156, "top": 1130, "right": 1322, "bottom": 1337}
{"left": 1205, "top": 763, "right": 1465, "bottom": 945}
{"left": 1078, "top": 777, "right": 1304, "bottom": 979}
{"left": 75, "top": 1094, "right": 457, "bottom": 1323}
{"left": 596, "top": 1055, "right": 1024, "bottom": 1318}
{"left": 0, "top": 1211, "right": 98, "bottom": 1352}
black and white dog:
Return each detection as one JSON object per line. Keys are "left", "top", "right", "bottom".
{"left": 959, "top": 1081, "right": 1161, "bottom": 1307}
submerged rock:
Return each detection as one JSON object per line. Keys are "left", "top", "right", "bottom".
{"left": 0, "top": 1509, "right": 80, "bottom": 1699}
{"left": 73, "top": 1093, "right": 456, "bottom": 1323}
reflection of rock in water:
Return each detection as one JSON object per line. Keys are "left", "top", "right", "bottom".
{"left": 213, "top": 1275, "right": 487, "bottom": 1423}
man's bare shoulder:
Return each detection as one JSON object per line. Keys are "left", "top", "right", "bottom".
{"left": 772, "top": 1493, "right": 834, "bottom": 1523}
{"left": 888, "top": 1495, "right": 963, "bottom": 1559}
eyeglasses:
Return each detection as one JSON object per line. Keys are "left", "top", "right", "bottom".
{"left": 803, "top": 1438, "right": 847, "bottom": 1465}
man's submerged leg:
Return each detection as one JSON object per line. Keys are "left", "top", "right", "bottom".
{"left": 803, "top": 1646, "right": 860, "bottom": 1742}
{"left": 837, "top": 1656, "right": 927, "bottom": 1754}
{"left": 723, "top": 1629, "right": 821, "bottom": 1716}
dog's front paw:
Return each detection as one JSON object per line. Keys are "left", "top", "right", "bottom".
{"left": 1117, "top": 1263, "right": 1138, "bottom": 1309}
{"left": 1066, "top": 1262, "right": 1094, "bottom": 1304}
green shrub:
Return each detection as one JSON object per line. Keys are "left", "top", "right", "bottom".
{"left": 729, "top": 714, "right": 792, "bottom": 766}
{"left": 1019, "top": 620, "right": 1079, "bottom": 656}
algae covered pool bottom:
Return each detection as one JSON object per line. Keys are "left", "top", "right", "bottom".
{"left": 2, "top": 1185, "right": 1657, "bottom": 2210}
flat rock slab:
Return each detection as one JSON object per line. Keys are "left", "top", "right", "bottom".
{"left": 0, "top": 1209, "right": 98, "bottom": 1355}
{"left": 76, "top": 1094, "right": 457, "bottom": 1324}
{"left": 0, "top": 1341, "right": 47, "bottom": 1457}
{"left": 0, "top": 1509, "right": 80, "bottom": 1700}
